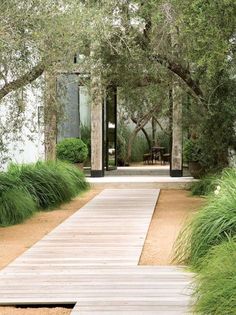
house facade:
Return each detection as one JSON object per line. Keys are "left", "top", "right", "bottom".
{"left": 1, "top": 73, "right": 189, "bottom": 177}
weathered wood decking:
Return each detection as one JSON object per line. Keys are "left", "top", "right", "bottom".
{"left": 0, "top": 189, "right": 193, "bottom": 314}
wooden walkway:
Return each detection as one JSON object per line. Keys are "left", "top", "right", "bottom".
{"left": 0, "top": 189, "right": 193, "bottom": 314}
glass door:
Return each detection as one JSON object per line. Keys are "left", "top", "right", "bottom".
{"left": 105, "top": 86, "right": 117, "bottom": 171}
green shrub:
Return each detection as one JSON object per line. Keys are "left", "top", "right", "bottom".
{"left": 56, "top": 138, "right": 88, "bottom": 163}
{"left": 174, "top": 168, "right": 236, "bottom": 269}
{"left": 0, "top": 173, "right": 36, "bottom": 226}
{"left": 190, "top": 173, "right": 219, "bottom": 196}
{"left": 183, "top": 139, "right": 202, "bottom": 163}
{"left": 193, "top": 239, "right": 236, "bottom": 315}
{"left": 8, "top": 161, "right": 88, "bottom": 210}
{"left": 81, "top": 124, "right": 91, "bottom": 158}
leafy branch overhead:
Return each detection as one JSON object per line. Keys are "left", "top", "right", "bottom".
{"left": 150, "top": 54, "right": 204, "bottom": 101}
{"left": 1, "top": 0, "right": 234, "bottom": 104}
{"left": 0, "top": 63, "right": 45, "bottom": 101}
{"left": 0, "top": 0, "right": 235, "bottom": 171}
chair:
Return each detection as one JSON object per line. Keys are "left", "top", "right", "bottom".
{"left": 161, "top": 152, "right": 170, "bottom": 165}
{"left": 151, "top": 147, "right": 161, "bottom": 164}
{"left": 143, "top": 153, "right": 152, "bottom": 164}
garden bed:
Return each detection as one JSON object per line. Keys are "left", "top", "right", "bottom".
{"left": 140, "top": 190, "right": 205, "bottom": 265}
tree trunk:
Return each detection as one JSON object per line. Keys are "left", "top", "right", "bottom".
{"left": 126, "top": 129, "right": 139, "bottom": 164}
{"left": 44, "top": 73, "right": 57, "bottom": 161}
{"left": 142, "top": 127, "right": 152, "bottom": 150}
{"left": 131, "top": 117, "right": 151, "bottom": 150}
{"left": 167, "top": 86, "right": 173, "bottom": 154}
{"left": 0, "top": 63, "right": 45, "bottom": 102}
{"left": 152, "top": 117, "right": 157, "bottom": 146}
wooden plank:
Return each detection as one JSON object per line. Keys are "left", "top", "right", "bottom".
{"left": 72, "top": 311, "right": 190, "bottom": 315}
{"left": 71, "top": 300, "right": 193, "bottom": 314}
{"left": 0, "top": 189, "right": 194, "bottom": 314}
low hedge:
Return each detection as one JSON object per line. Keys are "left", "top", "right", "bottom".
{"left": 56, "top": 138, "right": 88, "bottom": 163}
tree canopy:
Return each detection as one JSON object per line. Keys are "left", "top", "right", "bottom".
{"left": 0, "top": 0, "right": 235, "bottom": 171}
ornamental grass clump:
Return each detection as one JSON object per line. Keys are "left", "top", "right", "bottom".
{"left": 193, "top": 239, "right": 236, "bottom": 315}
{"left": 57, "top": 161, "right": 89, "bottom": 192}
{"left": 8, "top": 162, "right": 71, "bottom": 209}
{"left": 190, "top": 173, "right": 219, "bottom": 196}
{"left": 8, "top": 161, "right": 88, "bottom": 210}
{"left": 174, "top": 168, "right": 236, "bottom": 269}
{"left": 0, "top": 173, "right": 36, "bottom": 226}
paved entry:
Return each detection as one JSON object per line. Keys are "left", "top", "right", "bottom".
{"left": 0, "top": 189, "right": 193, "bottom": 314}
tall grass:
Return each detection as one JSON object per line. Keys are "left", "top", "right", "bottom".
{"left": 117, "top": 123, "right": 150, "bottom": 164}
{"left": 0, "top": 173, "right": 36, "bottom": 226}
{"left": 0, "top": 161, "right": 89, "bottom": 226}
{"left": 190, "top": 173, "right": 219, "bottom": 196}
{"left": 193, "top": 239, "right": 236, "bottom": 314}
{"left": 8, "top": 161, "right": 89, "bottom": 210}
{"left": 131, "top": 135, "right": 149, "bottom": 162}
{"left": 57, "top": 161, "right": 89, "bottom": 192}
{"left": 174, "top": 168, "right": 236, "bottom": 269}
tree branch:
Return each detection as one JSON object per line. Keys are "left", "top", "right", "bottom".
{"left": 0, "top": 62, "right": 45, "bottom": 102}
{"left": 153, "top": 115, "right": 170, "bottom": 135}
{"left": 151, "top": 54, "right": 204, "bottom": 101}
{"left": 131, "top": 117, "right": 151, "bottom": 149}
